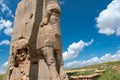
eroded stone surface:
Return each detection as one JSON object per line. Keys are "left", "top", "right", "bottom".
{"left": 7, "top": 0, "right": 68, "bottom": 80}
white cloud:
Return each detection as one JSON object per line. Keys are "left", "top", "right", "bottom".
{"left": 0, "top": 40, "right": 10, "bottom": 45}
{"left": 4, "top": 27, "right": 13, "bottom": 36}
{"left": 65, "top": 50, "right": 120, "bottom": 69}
{"left": 96, "top": 0, "right": 120, "bottom": 36}
{"left": 0, "top": 18, "right": 12, "bottom": 28}
{"left": 2, "top": 61, "right": 8, "bottom": 67}
{"left": 0, "top": 0, "right": 14, "bottom": 18}
{"left": 63, "top": 39, "right": 94, "bottom": 60}
{"left": 0, "top": 17, "right": 13, "bottom": 36}
{"left": 0, "top": 61, "right": 8, "bottom": 74}
{"left": 0, "top": 0, "right": 14, "bottom": 36}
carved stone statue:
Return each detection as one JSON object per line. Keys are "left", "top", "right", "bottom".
{"left": 37, "top": 0, "right": 68, "bottom": 80}
{"left": 7, "top": 0, "right": 69, "bottom": 80}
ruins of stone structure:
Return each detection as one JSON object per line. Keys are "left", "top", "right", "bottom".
{"left": 6, "top": 0, "right": 69, "bottom": 80}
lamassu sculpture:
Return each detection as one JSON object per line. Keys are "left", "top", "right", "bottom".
{"left": 7, "top": 0, "right": 69, "bottom": 80}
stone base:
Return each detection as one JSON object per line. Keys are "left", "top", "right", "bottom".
{"left": 38, "top": 59, "right": 51, "bottom": 80}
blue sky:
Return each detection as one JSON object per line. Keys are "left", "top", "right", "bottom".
{"left": 0, "top": 0, "right": 120, "bottom": 73}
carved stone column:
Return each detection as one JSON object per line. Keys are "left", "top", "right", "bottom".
{"left": 37, "top": 0, "right": 69, "bottom": 80}
{"left": 7, "top": 0, "right": 69, "bottom": 80}
{"left": 7, "top": 0, "right": 43, "bottom": 80}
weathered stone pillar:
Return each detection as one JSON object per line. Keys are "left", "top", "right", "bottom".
{"left": 36, "top": 0, "right": 69, "bottom": 80}
{"left": 7, "top": 0, "right": 69, "bottom": 80}
{"left": 6, "top": 0, "right": 43, "bottom": 80}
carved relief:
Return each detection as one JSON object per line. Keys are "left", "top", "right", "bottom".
{"left": 38, "top": 0, "right": 61, "bottom": 49}
{"left": 40, "top": 0, "right": 60, "bottom": 27}
{"left": 7, "top": 39, "right": 31, "bottom": 80}
{"left": 12, "top": 39, "right": 30, "bottom": 66}
{"left": 36, "top": 0, "right": 68, "bottom": 80}
{"left": 7, "top": 0, "right": 69, "bottom": 80}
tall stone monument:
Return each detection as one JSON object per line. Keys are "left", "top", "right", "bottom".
{"left": 6, "top": 0, "right": 69, "bottom": 80}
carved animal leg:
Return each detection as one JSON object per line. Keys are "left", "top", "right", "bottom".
{"left": 42, "top": 46, "right": 60, "bottom": 80}
{"left": 54, "top": 50, "right": 62, "bottom": 74}
{"left": 56, "top": 50, "right": 69, "bottom": 80}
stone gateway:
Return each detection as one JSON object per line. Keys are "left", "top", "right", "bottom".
{"left": 6, "top": 0, "right": 69, "bottom": 80}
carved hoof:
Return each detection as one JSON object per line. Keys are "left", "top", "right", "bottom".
{"left": 60, "top": 74, "right": 69, "bottom": 80}
{"left": 51, "top": 75, "right": 61, "bottom": 80}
